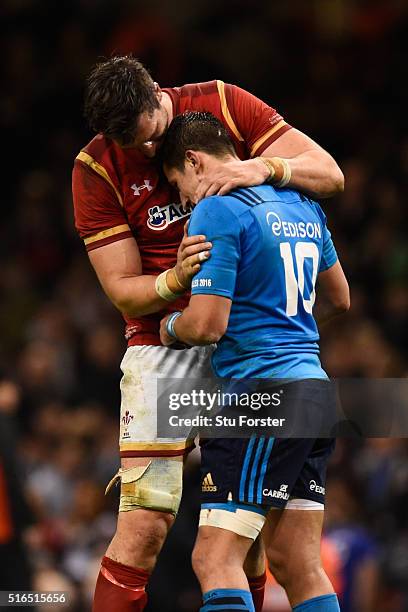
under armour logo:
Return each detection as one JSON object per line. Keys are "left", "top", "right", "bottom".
{"left": 131, "top": 180, "right": 153, "bottom": 196}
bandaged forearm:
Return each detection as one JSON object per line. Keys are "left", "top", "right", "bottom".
{"left": 262, "top": 149, "right": 344, "bottom": 199}
{"left": 155, "top": 268, "right": 186, "bottom": 301}
{"left": 110, "top": 272, "right": 184, "bottom": 318}
{"left": 258, "top": 157, "right": 292, "bottom": 187}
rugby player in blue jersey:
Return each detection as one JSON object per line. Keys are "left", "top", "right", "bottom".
{"left": 159, "top": 112, "right": 350, "bottom": 612}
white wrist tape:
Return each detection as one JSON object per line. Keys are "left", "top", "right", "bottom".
{"left": 275, "top": 158, "right": 292, "bottom": 187}
{"left": 155, "top": 270, "right": 179, "bottom": 302}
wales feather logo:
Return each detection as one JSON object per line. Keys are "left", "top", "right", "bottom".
{"left": 121, "top": 410, "right": 133, "bottom": 440}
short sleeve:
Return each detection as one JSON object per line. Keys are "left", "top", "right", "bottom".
{"left": 320, "top": 225, "right": 338, "bottom": 272}
{"left": 224, "top": 83, "right": 292, "bottom": 157}
{"left": 311, "top": 202, "right": 338, "bottom": 272}
{"left": 72, "top": 159, "right": 132, "bottom": 251}
{"left": 188, "top": 197, "right": 241, "bottom": 299}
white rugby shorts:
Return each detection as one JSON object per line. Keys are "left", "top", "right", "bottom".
{"left": 119, "top": 344, "right": 214, "bottom": 458}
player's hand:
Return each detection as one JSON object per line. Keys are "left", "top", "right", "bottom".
{"left": 194, "top": 158, "right": 269, "bottom": 200}
{"left": 160, "top": 314, "right": 176, "bottom": 346}
{"left": 175, "top": 222, "right": 212, "bottom": 288}
{"left": 160, "top": 315, "right": 191, "bottom": 349}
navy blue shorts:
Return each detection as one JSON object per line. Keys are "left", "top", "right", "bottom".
{"left": 199, "top": 378, "right": 335, "bottom": 510}
{"left": 200, "top": 436, "right": 335, "bottom": 510}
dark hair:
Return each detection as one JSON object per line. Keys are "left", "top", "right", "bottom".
{"left": 161, "top": 111, "right": 236, "bottom": 170}
{"left": 84, "top": 55, "right": 160, "bottom": 145}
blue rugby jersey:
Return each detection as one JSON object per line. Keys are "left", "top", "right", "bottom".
{"left": 188, "top": 185, "right": 338, "bottom": 379}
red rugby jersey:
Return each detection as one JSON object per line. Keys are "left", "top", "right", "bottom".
{"left": 72, "top": 80, "right": 291, "bottom": 345}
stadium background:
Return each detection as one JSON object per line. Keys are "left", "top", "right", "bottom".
{"left": 1, "top": 0, "right": 407, "bottom": 610}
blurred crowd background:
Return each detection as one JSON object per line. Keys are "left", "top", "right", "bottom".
{"left": 1, "top": 0, "right": 407, "bottom": 610}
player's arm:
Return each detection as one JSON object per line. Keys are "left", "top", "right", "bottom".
{"left": 73, "top": 160, "right": 210, "bottom": 317}
{"left": 313, "top": 205, "right": 350, "bottom": 324}
{"left": 315, "top": 261, "right": 350, "bottom": 325}
{"left": 160, "top": 197, "right": 239, "bottom": 346}
{"left": 259, "top": 128, "right": 344, "bottom": 199}
{"left": 195, "top": 83, "right": 343, "bottom": 200}
{"left": 160, "top": 294, "right": 231, "bottom": 345}
{"left": 88, "top": 229, "right": 210, "bottom": 317}
{"left": 88, "top": 237, "right": 169, "bottom": 317}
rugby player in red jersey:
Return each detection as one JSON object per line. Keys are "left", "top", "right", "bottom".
{"left": 72, "top": 56, "right": 344, "bottom": 612}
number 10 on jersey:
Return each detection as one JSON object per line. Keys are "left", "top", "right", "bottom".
{"left": 280, "top": 242, "right": 319, "bottom": 316}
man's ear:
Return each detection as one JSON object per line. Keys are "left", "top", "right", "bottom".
{"left": 153, "top": 82, "right": 162, "bottom": 102}
{"left": 185, "top": 150, "right": 201, "bottom": 169}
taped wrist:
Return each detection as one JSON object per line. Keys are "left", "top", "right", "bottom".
{"left": 172, "top": 268, "right": 188, "bottom": 291}
{"left": 259, "top": 156, "right": 292, "bottom": 187}
{"left": 155, "top": 269, "right": 184, "bottom": 301}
